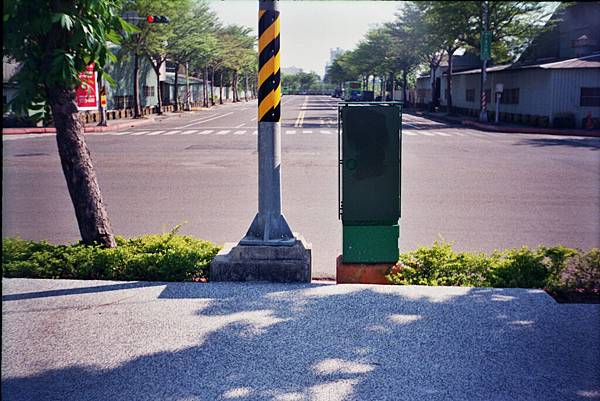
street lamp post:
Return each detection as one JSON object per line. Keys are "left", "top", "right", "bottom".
{"left": 495, "top": 83, "right": 503, "bottom": 124}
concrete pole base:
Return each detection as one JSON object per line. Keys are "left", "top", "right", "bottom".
{"left": 210, "top": 234, "right": 312, "bottom": 283}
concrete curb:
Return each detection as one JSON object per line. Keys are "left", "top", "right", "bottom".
{"left": 462, "top": 119, "right": 600, "bottom": 137}
{"left": 2, "top": 117, "right": 157, "bottom": 135}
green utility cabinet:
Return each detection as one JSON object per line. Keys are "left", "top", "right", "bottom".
{"left": 338, "top": 102, "right": 402, "bottom": 263}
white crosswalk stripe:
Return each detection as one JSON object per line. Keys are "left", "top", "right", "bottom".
{"left": 162, "top": 130, "right": 181, "bottom": 135}
{"left": 130, "top": 131, "right": 150, "bottom": 136}
{"left": 180, "top": 130, "right": 198, "bottom": 135}
{"left": 146, "top": 131, "right": 165, "bottom": 136}
{"left": 215, "top": 130, "right": 230, "bottom": 135}
{"left": 197, "top": 130, "right": 213, "bottom": 135}
{"left": 233, "top": 130, "right": 246, "bottom": 135}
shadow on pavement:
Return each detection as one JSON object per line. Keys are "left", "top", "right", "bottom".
{"left": 514, "top": 137, "right": 600, "bottom": 151}
{"left": 1, "top": 281, "right": 165, "bottom": 302}
{"left": 2, "top": 282, "right": 599, "bottom": 401}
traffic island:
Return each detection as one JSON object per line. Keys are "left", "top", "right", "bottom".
{"left": 209, "top": 234, "right": 311, "bottom": 283}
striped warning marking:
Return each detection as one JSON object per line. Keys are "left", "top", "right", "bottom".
{"left": 106, "top": 131, "right": 131, "bottom": 136}
{"left": 215, "top": 130, "right": 230, "bottom": 135}
{"left": 130, "top": 131, "right": 150, "bottom": 136}
{"left": 257, "top": 7, "right": 280, "bottom": 122}
{"left": 162, "top": 130, "right": 181, "bottom": 136}
{"left": 180, "top": 130, "right": 197, "bottom": 135}
{"left": 233, "top": 130, "right": 246, "bottom": 135}
{"left": 146, "top": 131, "right": 165, "bottom": 136}
{"left": 197, "top": 130, "right": 213, "bottom": 135}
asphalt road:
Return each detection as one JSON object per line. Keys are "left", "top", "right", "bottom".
{"left": 3, "top": 95, "right": 600, "bottom": 278}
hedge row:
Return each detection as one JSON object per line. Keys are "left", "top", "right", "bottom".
{"left": 2, "top": 229, "right": 220, "bottom": 282}
{"left": 387, "top": 240, "right": 600, "bottom": 297}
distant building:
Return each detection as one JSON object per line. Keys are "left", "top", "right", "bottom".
{"left": 282, "top": 66, "right": 303, "bottom": 75}
{"left": 416, "top": 2, "right": 600, "bottom": 128}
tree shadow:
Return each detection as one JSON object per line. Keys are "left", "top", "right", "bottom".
{"left": 513, "top": 137, "right": 600, "bottom": 151}
{"left": 2, "top": 282, "right": 599, "bottom": 401}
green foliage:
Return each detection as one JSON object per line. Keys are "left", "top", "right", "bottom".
{"left": 387, "top": 240, "right": 597, "bottom": 292}
{"left": 3, "top": 0, "right": 137, "bottom": 121}
{"left": 2, "top": 228, "right": 221, "bottom": 282}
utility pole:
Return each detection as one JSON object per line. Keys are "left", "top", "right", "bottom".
{"left": 209, "top": 0, "right": 311, "bottom": 283}
{"left": 185, "top": 62, "right": 191, "bottom": 111}
{"left": 479, "top": 1, "right": 490, "bottom": 122}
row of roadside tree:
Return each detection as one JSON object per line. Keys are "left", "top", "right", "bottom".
{"left": 3, "top": 0, "right": 257, "bottom": 248}
{"left": 324, "top": 1, "right": 558, "bottom": 112}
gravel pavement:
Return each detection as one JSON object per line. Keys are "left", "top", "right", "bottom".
{"left": 2, "top": 278, "right": 599, "bottom": 401}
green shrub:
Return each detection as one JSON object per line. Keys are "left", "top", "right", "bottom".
{"left": 387, "top": 240, "right": 596, "bottom": 292}
{"left": 2, "top": 227, "right": 221, "bottom": 282}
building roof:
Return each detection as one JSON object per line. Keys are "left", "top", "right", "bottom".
{"left": 448, "top": 53, "right": 600, "bottom": 76}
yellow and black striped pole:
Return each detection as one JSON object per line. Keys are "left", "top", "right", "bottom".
{"left": 258, "top": 2, "right": 281, "bottom": 122}
{"left": 241, "top": 0, "right": 294, "bottom": 245}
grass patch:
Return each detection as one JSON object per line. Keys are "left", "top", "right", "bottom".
{"left": 387, "top": 240, "right": 599, "bottom": 302}
{"left": 2, "top": 226, "right": 221, "bottom": 282}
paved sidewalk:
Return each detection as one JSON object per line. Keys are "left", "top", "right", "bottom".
{"left": 406, "top": 109, "right": 600, "bottom": 137}
{"left": 2, "top": 278, "right": 599, "bottom": 401}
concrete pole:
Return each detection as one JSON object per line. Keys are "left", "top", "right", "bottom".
{"left": 241, "top": 0, "right": 294, "bottom": 246}
{"left": 479, "top": 1, "right": 489, "bottom": 122}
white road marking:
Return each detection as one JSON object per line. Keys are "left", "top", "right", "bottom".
{"left": 403, "top": 131, "right": 418, "bottom": 136}
{"left": 250, "top": 117, "right": 257, "bottom": 122}
{"left": 106, "top": 131, "right": 131, "bottom": 136}
{"left": 235, "top": 123, "right": 246, "bottom": 128}
{"left": 162, "top": 130, "right": 181, "bottom": 136}
{"left": 252, "top": 130, "right": 258, "bottom": 135}
{"left": 303, "top": 130, "right": 313, "bottom": 134}
{"left": 215, "top": 130, "right": 230, "bottom": 135}
{"left": 146, "top": 131, "right": 165, "bottom": 136}
{"left": 180, "top": 130, "right": 198, "bottom": 135}
{"left": 197, "top": 130, "right": 213, "bottom": 135}
{"left": 421, "top": 132, "right": 435, "bottom": 136}
{"left": 320, "top": 130, "right": 332, "bottom": 135}
{"left": 286, "top": 130, "right": 297, "bottom": 135}
{"left": 177, "top": 112, "right": 233, "bottom": 128}
{"left": 233, "top": 130, "right": 246, "bottom": 135}
{"left": 433, "top": 131, "right": 451, "bottom": 136}
{"left": 130, "top": 131, "right": 150, "bottom": 136}
{"left": 294, "top": 110, "right": 305, "bottom": 127}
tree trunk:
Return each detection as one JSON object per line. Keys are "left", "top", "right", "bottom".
{"left": 203, "top": 66, "right": 209, "bottom": 107}
{"left": 244, "top": 74, "right": 249, "bottom": 102}
{"left": 210, "top": 67, "right": 215, "bottom": 106}
{"left": 133, "top": 52, "right": 141, "bottom": 118}
{"left": 153, "top": 63, "right": 162, "bottom": 115}
{"left": 447, "top": 49, "right": 454, "bottom": 115}
{"left": 232, "top": 72, "right": 238, "bottom": 102}
{"left": 429, "top": 63, "right": 436, "bottom": 111}
{"left": 390, "top": 72, "right": 395, "bottom": 101}
{"left": 48, "top": 88, "right": 116, "bottom": 248}
{"left": 403, "top": 69, "right": 408, "bottom": 107}
{"left": 219, "top": 71, "right": 224, "bottom": 104}
{"left": 174, "top": 63, "right": 180, "bottom": 112}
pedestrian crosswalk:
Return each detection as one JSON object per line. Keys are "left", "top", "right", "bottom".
{"left": 2, "top": 128, "right": 529, "bottom": 141}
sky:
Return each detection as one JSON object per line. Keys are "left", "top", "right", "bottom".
{"left": 207, "top": 0, "right": 402, "bottom": 78}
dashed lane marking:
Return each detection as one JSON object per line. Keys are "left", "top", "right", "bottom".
{"left": 162, "top": 130, "right": 181, "bottom": 136}
{"left": 215, "top": 130, "right": 231, "bottom": 135}
{"left": 197, "top": 130, "right": 213, "bottom": 135}
{"left": 180, "top": 130, "right": 198, "bottom": 135}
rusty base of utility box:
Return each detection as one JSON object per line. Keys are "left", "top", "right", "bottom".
{"left": 336, "top": 255, "right": 393, "bottom": 285}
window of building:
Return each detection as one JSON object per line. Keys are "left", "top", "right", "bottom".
{"left": 466, "top": 89, "right": 475, "bottom": 102}
{"left": 580, "top": 87, "right": 600, "bottom": 107}
{"left": 500, "top": 88, "right": 519, "bottom": 105}
{"left": 143, "top": 85, "right": 155, "bottom": 97}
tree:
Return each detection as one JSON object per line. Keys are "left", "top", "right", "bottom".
{"left": 3, "top": 0, "right": 135, "bottom": 247}
{"left": 167, "top": 1, "right": 218, "bottom": 111}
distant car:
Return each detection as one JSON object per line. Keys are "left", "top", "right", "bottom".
{"left": 349, "top": 90, "right": 362, "bottom": 101}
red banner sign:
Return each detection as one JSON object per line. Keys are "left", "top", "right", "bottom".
{"left": 76, "top": 63, "right": 98, "bottom": 110}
